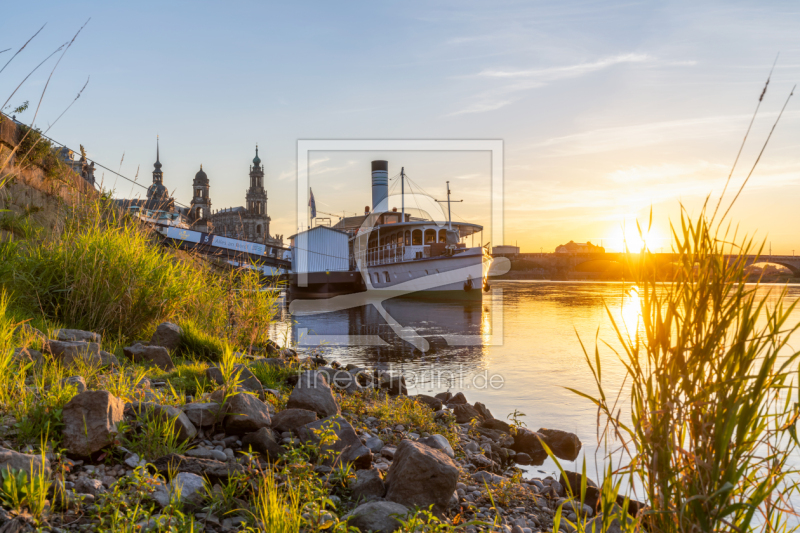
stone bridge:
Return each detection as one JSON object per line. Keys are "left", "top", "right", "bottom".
{"left": 499, "top": 253, "right": 800, "bottom": 276}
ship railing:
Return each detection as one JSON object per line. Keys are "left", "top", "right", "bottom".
{"left": 355, "top": 244, "right": 430, "bottom": 267}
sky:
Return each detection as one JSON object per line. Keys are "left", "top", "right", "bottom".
{"left": 2, "top": 0, "right": 799, "bottom": 253}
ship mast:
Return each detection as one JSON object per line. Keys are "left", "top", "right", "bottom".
{"left": 401, "top": 167, "right": 405, "bottom": 222}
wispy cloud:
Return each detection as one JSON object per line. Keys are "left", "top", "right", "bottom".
{"left": 448, "top": 53, "right": 655, "bottom": 116}
{"left": 474, "top": 53, "right": 652, "bottom": 79}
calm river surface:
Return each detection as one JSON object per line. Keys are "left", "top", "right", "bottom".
{"left": 271, "top": 281, "right": 800, "bottom": 488}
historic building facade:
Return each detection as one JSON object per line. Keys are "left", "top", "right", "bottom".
{"left": 186, "top": 146, "right": 281, "bottom": 245}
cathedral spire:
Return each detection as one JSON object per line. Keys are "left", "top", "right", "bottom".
{"left": 154, "top": 136, "right": 162, "bottom": 171}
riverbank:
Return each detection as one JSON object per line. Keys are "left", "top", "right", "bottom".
{"left": 0, "top": 314, "right": 622, "bottom": 532}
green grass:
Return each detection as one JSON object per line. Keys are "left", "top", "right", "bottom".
{"left": 570, "top": 208, "right": 800, "bottom": 533}
{"left": 176, "top": 319, "right": 226, "bottom": 362}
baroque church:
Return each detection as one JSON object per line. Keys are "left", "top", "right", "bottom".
{"left": 121, "top": 140, "right": 281, "bottom": 246}
{"left": 189, "top": 146, "right": 281, "bottom": 245}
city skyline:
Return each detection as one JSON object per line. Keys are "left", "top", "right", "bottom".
{"left": 2, "top": 1, "right": 799, "bottom": 252}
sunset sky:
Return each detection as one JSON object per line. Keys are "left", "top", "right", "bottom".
{"left": 3, "top": 1, "right": 799, "bottom": 253}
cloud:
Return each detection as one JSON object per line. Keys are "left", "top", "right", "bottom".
{"left": 448, "top": 53, "right": 655, "bottom": 116}
{"left": 474, "top": 53, "right": 653, "bottom": 80}
{"left": 447, "top": 98, "right": 516, "bottom": 116}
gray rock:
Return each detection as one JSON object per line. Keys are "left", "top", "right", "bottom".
{"left": 128, "top": 402, "right": 197, "bottom": 442}
{"left": 379, "top": 374, "right": 407, "bottom": 396}
{"left": 286, "top": 370, "right": 340, "bottom": 418}
{"left": 206, "top": 365, "right": 264, "bottom": 396}
{"left": 453, "top": 403, "right": 483, "bottom": 424}
{"left": 344, "top": 501, "right": 408, "bottom": 533}
{"left": 510, "top": 428, "right": 546, "bottom": 458}
{"left": 44, "top": 339, "right": 102, "bottom": 366}
{"left": 151, "top": 454, "right": 245, "bottom": 485}
{"left": 351, "top": 468, "right": 385, "bottom": 502}
{"left": 13, "top": 323, "right": 44, "bottom": 339}
{"left": 123, "top": 344, "right": 175, "bottom": 371}
{"left": 418, "top": 434, "right": 454, "bottom": 459}
{"left": 62, "top": 391, "right": 125, "bottom": 456}
{"left": 182, "top": 402, "right": 223, "bottom": 427}
{"left": 364, "top": 436, "right": 384, "bottom": 453}
{"left": 223, "top": 393, "right": 271, "bottom": 435}
{"left": 447, "top": 392, "right": 467, "bottom": 405}
{"left": 55, "top": 329, "right": 101, "bottom": 343}
{"left": 270, "top": 408, "right": 318, "bottom": 433}
{"left": 241, "top": 427, "right": 283, "bottom": 460}
{"left": 384, "top": 439, "right": 459, "bottom": 515}
{"left": 74, "top": 477, "right": 104, "bottom": 496}
{"left": 12, "top": 347, "right": 44, "bottom": 366}
{"left": 61, "top": 376, "right": 87, "bottom": 394}
{"left": 185, "top": 448, "right": 215, "bottom": 460}
{"left": 471, "top": 471, "right": 503, "bottom": 485}
{"left": 296, "top": 416, "right": 371, "bottom": 469}
{"left": 169, "top": 472, "right": 206, "bottom": 507}
{"left": 537, "top": 428, "right": 582, "bottom": 461}
{"left": 99, "top": 350, "right": 120, "bottom": 367}
{"left": 413, "top": 394, "right": 443, "bottom": 411}
{"left": 150, "top": 322, "right": 182, "bottom": 351}
{"left": 0, "top": 447, "right": 50, "bottom": 478}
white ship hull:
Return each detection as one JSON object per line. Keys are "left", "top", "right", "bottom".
{"left": 358, "top": 247, "right": 489, "bottom": 299}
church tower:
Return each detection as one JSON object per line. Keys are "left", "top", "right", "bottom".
{"left": 146, "top": 136, "right": 171, "bottom": 209}
{"left": 245, "top": 145, "right": 270, "bottom": 242}
{"left": 189, "top": 165, "right": 211, "bottom": 230}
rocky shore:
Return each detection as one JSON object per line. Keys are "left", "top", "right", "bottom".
{"left": 1, "top": 322, "right": 640, "bottom": 532}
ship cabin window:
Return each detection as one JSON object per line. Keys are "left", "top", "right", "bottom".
{"left": 384, "top": 271, "right": 390, "bottom": 282}
{"left": 373, "top": 273, "right": 380, "bottom": 284}
{"left": 412, "top": 229, "right": 422, "bottom": 245}
{"left": 438, "top": 229, "right": 447, "bottom": 243}
{"left": 384, "top": 215, "right": 399, "bottom": 224}
{"left": 404, "top": 230, "right": 411, "bottom": 245}
{"left": 424, "top": 229, "right": 436, "bottom": 244}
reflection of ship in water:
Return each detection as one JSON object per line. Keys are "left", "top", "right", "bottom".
{"left": 286, "top": 296, "right": 496, "bottom": 391}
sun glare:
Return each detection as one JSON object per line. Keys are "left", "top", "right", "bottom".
{"left": 609, "top": 222, "right": 661, "bottom": 253}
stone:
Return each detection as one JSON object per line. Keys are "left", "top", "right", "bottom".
{"left": 123, "top": 344, "right": 175, "bottom": 371}
{"left": 206, "top": 365, "right": 263, "bottom": 395}
{"left": 418, "top": 434, "right": 455, "bottom": 459}
{"left": 223, "top": 393, "right": 271, "bottom": 435}
{"left": 0, "top": 447, "right": 50, "bottom": 478}
{"left": 471, "top": 471, "right": 503, "bottom": 485}
{"left": 434, "top": 391, "right": 452, "bottom": 403}
{"left": 128, "top": 402, "right": 197, "bottom": 442}
{"left": 55, "top": 329, "right": 101, "bottom": 343}
{"left": 344, "top": 501, "right": 408, "bottom": 533}
{"left": 379, "top": 374, "right": 407, "bottom": 396}
{"left": 44, "top": 339, "right": 101, "bottom": 366}
{"left": 537, "top": 428, "right": 582, "bottom": 461}
{"left": 453, "top": 403, "right": 483, "bottom": 424}
{"left": 558, "top": 498, "right": 594, "bottom": 517}
{"left": 296, "top": 416, "right": 372, "bottom": 469}
{"left": 447, "top": 392, "right": 467, "bottom": 405}
{"left": 150, "top": 322, "right": 182, "bottom": 351}
{"left": 168, "top": 472, "right": 206, "bottom": 507}
{"left": 241, "top": 428, "right": 283, "bottom": 460}
{"left": 182, "top": 402, "right": 223, "bottom": 428}
{"left": 510, "top": 428, "right": 546, "bottom": 457}
{"left": 364, "top": 436, "right": 384, "bottom": 453}
{"left": 74, "top": 477, "right": 104, "bottom": 496}
{"left": 286, "top": 370, "right": 340, "bottom": 418}
{"left": 99, "top": 350, "right": 120, "bottom": 367}
{"left": 351, "top": 468, "right": 386, "bottom": 502}
{"left": 270, "top": 408, "right": 318, "bottom": 433}
{"left": 482, "top": 418, "right": 513, "bottom": 433}
{"left": 474, "top": 402, "right": 493, "bottom": 420}
{"left": 384, "top": 439, "right": 459, "bottom": 515}
{"left": 413, "top": 394, "right": 443, "bottom": 411}
{"left": 12, "top": 347, "right": 44, "bottom": 366}
{"left": 151, "top": 454, "right": 245, "bottom": 484}
{"left": 514, "top": 452, "right": 533, "bottom": 465}
{"left": 13, "top": 323, "right": 43, "bottom": 339}
{"left": 61, "top": 376, "right": 87, "bottom": 394}
{"left": 62, "top": 390, "right": 125, "bottom": 456}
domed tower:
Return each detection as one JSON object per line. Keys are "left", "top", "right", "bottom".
{"left": 189, "top": 164, "right": 211, "bottom": 230}
{"left": 146, "top": 136, "right": 171, "bottom": 209}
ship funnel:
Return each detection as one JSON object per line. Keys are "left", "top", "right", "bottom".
{"left": 371, "top": 160, "right": 388, "bottom": 211}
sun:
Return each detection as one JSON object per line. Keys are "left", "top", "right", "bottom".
{"left": 609, "top": 221, "right": 661, "bottom": 252}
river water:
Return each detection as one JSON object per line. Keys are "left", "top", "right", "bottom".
{"left": 271, "top": 281, "right": 800, "bottom": 490}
